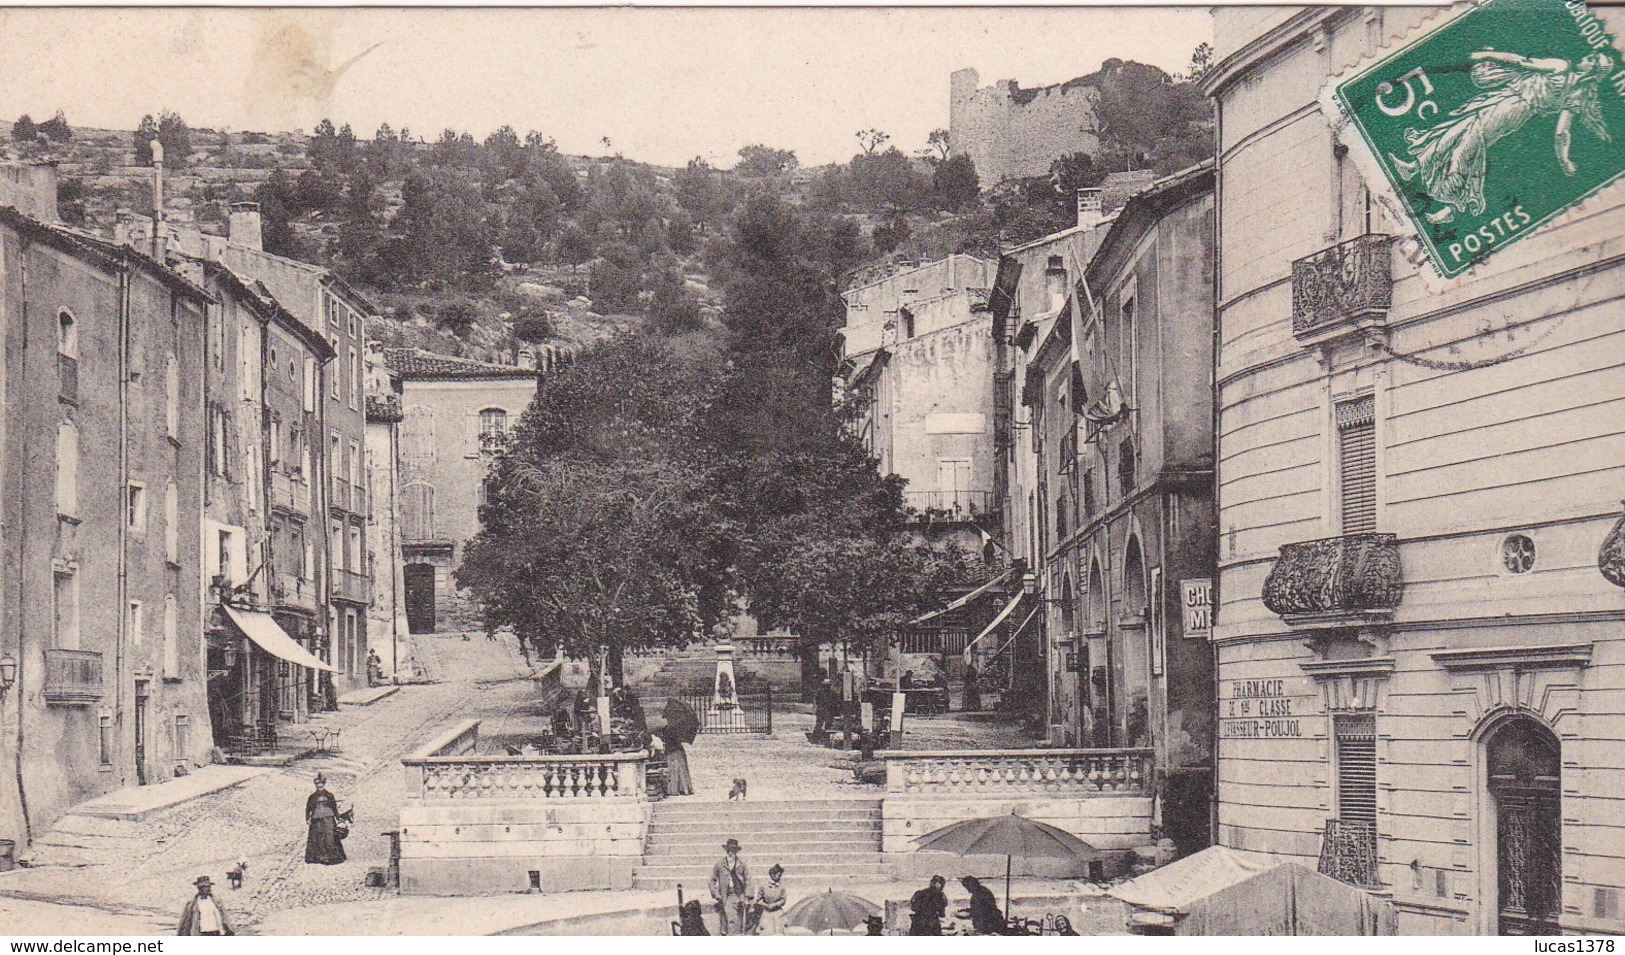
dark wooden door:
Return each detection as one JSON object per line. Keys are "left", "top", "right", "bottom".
{"left": 405, "top": 563, "right": 437, "bottom": 635}
{"left": 134, "top": 681, "right": 149, "bottom": 786}
{"left": 1489, "top": 718, "right": 1562, "bottom": 935}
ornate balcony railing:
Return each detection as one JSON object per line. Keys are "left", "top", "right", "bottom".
{"left": 904, "top": 490, "right": 998, "bottom": 523}
{"left": 403, "top": 719, "right": 647, "bottom": 800}
{"left": 1261, "top": 532, "right": 1402, "bottom": 624}
{"left": 1318, "top": 818, "right": 1380, "bottom": 887}
{"left": 43, "top": 648, "right": 103, "bottom": 705}
{"left": 333, "top": 568, "right": 371, "bottom": 605}
{"left": 881, "top": 748, "right": 1152, "bottom": 796}
{"left": 272, "top": 573, "right": 317, "bottom": 612}
{"left": 1291, "top": 234, "right": 1395, "bottom": 343}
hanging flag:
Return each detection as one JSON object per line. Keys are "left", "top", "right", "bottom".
{"left": 1084, "top": 379, "right": 1127, "bottom": 427}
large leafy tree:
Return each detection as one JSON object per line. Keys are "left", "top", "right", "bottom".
{"left": 458, "top": 334, "right": 729, "bottom": 685}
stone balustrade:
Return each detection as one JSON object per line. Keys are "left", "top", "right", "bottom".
{"left": 402, "top": 719, "right": 647, "bottom": 800}
{"left": 881, "top": 748, "right": 1152, "bottom": 796}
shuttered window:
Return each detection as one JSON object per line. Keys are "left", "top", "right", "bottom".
{"left": 1335, "top": 713, "right": 1377, "bottom": 826}
{"left": 1336, "top": 396, "right": 1376, "bottom": 533}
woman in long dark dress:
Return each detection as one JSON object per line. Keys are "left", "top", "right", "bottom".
{"left": 656, "top": 727, "right": 694, "bottom": 795}
{"left": 304, "top": 775, "right": 346, "bottom": 865}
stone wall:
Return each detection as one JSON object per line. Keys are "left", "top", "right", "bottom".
{"left": 396, "top": 720, "right": 652, "bottom": 895}
{"left": 950, "top": 68, "right": 1101, "bottom": 186}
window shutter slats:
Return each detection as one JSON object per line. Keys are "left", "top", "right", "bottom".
{"left": 1337, "top": 396, "right": 1377, "bottom": 533}
{"left": 1336, "top": 714, "right": 1377, "bottom": 826}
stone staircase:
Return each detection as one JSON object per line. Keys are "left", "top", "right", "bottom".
{"left": 633, "top": 797, "right": 891, "bottom": 890}
{"left": 21, "top": 813, "right": 144, "bottom": 868}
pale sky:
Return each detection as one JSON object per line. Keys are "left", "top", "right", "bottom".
{"left": 0, "top": 7, "right": 1211, "bottom": 168}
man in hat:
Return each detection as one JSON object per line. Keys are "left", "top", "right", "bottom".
{"left": 708, "top": 838, "right": 751, "bottom": 935}
{"left": 177, "top": 876, "right": 234, "bottom": 936}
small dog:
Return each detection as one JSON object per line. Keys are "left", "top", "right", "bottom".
{"left": 226, "top": 857, "right": 248, "bottom": 890}
{"left": 728, "top": 777, "right": 748, "bottom": 801}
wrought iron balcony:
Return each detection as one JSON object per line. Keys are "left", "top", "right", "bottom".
{"left": 904, "top": 490, "right": 998, "bottom": 523}
{"left": 1318, "top": 818, "right": 1380, "bottom": 887}
{"left": 1261, "top": 532, "right": 1403, "bottom": 624}
{"left": 43, "top": 648, "right": 103, "bottom": 705}
{"left": 1291, "top": 234, "right": 1395, "bottom": 344}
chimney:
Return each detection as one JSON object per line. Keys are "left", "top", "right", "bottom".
{"left": 515, "top": 346, "right": 536, "bottom": 371}
{"left": 229, "top": 202, "right": 263, "bottom": 251}
{"left": 1077, "top": 188, "right": 1104, "bottom": 230}
{"left": 1045, "top": 255, "right": 1067, "bottom": 313}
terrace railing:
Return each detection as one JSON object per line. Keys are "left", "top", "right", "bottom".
{"left": 403, "top": 719, "right": 648, "bottom": 800}
{"left": 882, "top": 748, "right": 1153, "bottom": 796}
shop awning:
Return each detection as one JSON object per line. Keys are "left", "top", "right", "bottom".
{"left": 223, "top": 606, "right": 335, "bottom": 672}
{"left": 910, "top": 568, "right": 1013, "bottom": 626}
{"left": 961, "top": 592, "right": 1025, "bottom": 659}
{"left": 984, "top": 603, "right": 1042, "bottom": 660}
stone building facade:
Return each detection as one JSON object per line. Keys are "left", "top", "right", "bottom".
{"left": 364, "top": 345, "right": 406, "bottom": 678}
{"left": 840, "top": 255, "right": 1000, "bottom": 524}
{"left": 384, "top": 348, "right": 538, "bottom": 635}
{"left": 0, "top": 201, "right": 212, "bottom": 849}
{"left": 991, "top": 166, "right": 1217, "bottom": 856}
{"left": 950, "top": 67, "right": 1101, "bottom": 186}
{"left": 1204, "top": 6, "right": 1625, "bottom": 935}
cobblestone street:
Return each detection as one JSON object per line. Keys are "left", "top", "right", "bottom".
{"left": 0, "top": 633, "right": 534, "bottom": 935}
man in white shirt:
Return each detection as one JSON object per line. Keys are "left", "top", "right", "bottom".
{"left": 178, "top": 876, "right": 234, "bottom": 936}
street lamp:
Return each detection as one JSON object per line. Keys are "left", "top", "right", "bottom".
{"left": 0, "top": 654, "right": 17, "bottom": 696}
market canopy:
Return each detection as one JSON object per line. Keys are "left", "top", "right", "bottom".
{"left": 1108, "top": 845, "right": 1395, "bottom": 935}
{"left": 223, "top": 606, "right": 335, "bottom": 672}
{"left": 909, "top": 568, "right": 1013, "bottom": 626}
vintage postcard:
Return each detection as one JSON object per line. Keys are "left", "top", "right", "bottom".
{"left": 0, "top": 3, "right": 1621, "bottom": 942}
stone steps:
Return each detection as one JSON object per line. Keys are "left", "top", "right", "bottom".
{"left": 633, "top": 797, "right": 889, "bottom": 891}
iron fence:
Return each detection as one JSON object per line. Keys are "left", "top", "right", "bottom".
{"left": 679, "top": 689, "right": 773, "bottom": 735}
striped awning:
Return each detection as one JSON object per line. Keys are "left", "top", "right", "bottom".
{"left": 910, "top": 568, "right": 1013, "bottom": 626}
{"left": 223, "top": 606, "right": 335, "bottom": 672}
{"left": 961, "top": 592, "right": 1026, "bottom": 660}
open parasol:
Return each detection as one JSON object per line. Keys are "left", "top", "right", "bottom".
{"left": 913, "top": 811, "right": 1102, "bottom": 916}
{"left": 661, "top": 697, "right": 700, "bottom": 744}
{"left": 783, "top": 888, "right": 880, "bottom": 936}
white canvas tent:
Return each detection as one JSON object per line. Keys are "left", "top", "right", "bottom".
{"left": 1108, "top": 845, "right": 1396, "bottom": 935}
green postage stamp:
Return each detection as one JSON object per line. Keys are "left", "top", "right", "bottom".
{"left": 1321, "top": 0, "right": 1625, "bottom": 281}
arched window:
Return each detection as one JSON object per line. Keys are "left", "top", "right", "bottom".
{"left": 1085, "top": 559, "right": 1107, "bottom": 634}
{"left": 1123, "top": 537, "right": 1148, "bottom": 621}
{"left": 57, "top": 309, "right": 78, "bottom": 358}
{"left": 1060, "top": 571, "right": 1076, "bottom": 636}
{"left": 402, "top": 483, "right": 435, "bottom": 541}
{"left": 56, "top": 421, "right": 78, "bottom": 517}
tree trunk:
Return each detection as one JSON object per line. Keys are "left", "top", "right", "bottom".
{"left": 798, "top": 639, "right": 822, "bottom": 703}
{"left": 607, "top": 641, "right": 625, "bottom": 689}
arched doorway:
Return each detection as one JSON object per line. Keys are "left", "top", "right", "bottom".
{"left": 404, "top": 563, "right": 438, "bottom": 635}
{"left": 1487, "top": 717, "right": 1562, "bottom": 935}
{"left": 1118, "top": 537, "right": 1150, "bottom": 746}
